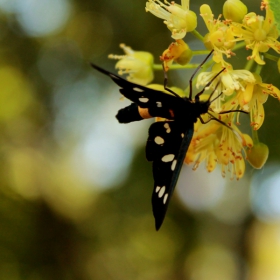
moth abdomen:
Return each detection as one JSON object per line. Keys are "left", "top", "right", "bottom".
{"left": 116, "top": 102, "right": 176, "bottom": 124}
{"left": 116, "top": 103, "right": 143, "bottom": 123}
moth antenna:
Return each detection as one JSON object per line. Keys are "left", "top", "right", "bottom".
{"left": 189, "top": 50, "right": 214, "bottom": 100}
{"left": 162, "top": 63, "right": 181, "bottom": 98}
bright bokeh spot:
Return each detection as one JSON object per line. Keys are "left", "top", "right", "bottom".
{"left": 15, "top": 0, "right": 72, "bottom": 37}
{"left": 176, "top": 164, "right": 226, "bottom": 211}
{"left": 53, "top": 78, "right": 148, "bottom": 189}
{"left": 209, "top": 176, "right": 251, "bottom": 225}
{"left": 0, "top": 0, "right": 16, "bottom": 13}
{"left": 251, "top": 163, "right": 280, "bottom": 222}
{"left": 71, "top": 128, "right": 134, "bottom": 188}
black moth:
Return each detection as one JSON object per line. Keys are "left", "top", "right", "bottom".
{"left": 91, "top": 51, "right": 230, "bottom": 230}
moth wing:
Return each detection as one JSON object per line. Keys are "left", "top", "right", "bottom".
{"left": 91, "top": 63, "right": 182, "bottom": 116}
{"left": 146, "top": 121, "right": 194, "bottom": 230}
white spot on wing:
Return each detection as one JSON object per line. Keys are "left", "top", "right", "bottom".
{"left": 155, "top": 186, "right": 161, "bottom": 193}
{"left": 181, "top": 133, "right": 184, "bottom": 138}
{"left": 109, "top": 74, "right": 119, "bottom": 79}
{"left": 164, "top": 123, "right": 171, "bottom": 133}
{"left": 133, "top": 87, "right": 144, "bottom": 92}
{"left": 162, "top": 154, "right": 175, "bottom": 162}
{"left": 171, "top": 160, "right": 177, "bottom": 171}
{"left": 163, "top": 193, "right": 168, "bottom": 204}
{"left": 155, "top": 136, "right": 164, "bottom": 145}
{"left": 156, "top": 101, "right": 162, "bottom": 107}
{"left": 158, "top": 186, "right": 166, "bottom": 198}
{"left": 139, "top": 97, "right": 149, "bottom": 103}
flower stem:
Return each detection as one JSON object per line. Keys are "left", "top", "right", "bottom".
{"left": 244, "top": 59, "right": 255, "bottom": 71}
{"left": 191, "top": 30, "right": 204, "bottom": 41}
{"left": 252, "top": 128, "right": 259, "bottom": 144}
{"left": 192, "top": 50, "right": 212, "bottom": 55}
{"left": 153, "top": 63, "right": 200, "bottom": 70}
{"left": 153, "top": 50, "right": 212, "bottom": 71}
{"left": 255, "top": 63, "right": 263, "bottom": 75}
{"left": 263, "top": 52, "right": 279, "bottom": 62}
{"left": 232, "top": 41, "right": 246, "bottom": 51}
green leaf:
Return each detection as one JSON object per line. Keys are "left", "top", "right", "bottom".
{"left": 270, "top": 0, "right": 280, "bottom": 33}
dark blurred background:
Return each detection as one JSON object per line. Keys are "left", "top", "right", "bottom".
{"left": 0, "top": 0, "right": 280, "bottom": 279}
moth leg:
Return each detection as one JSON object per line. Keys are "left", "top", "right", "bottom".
{"left": 204, "top": 113, "right": 235, "bottom": 130}
{"left": 162, "top": 64, "right": 181, "bottom": 98}
{"left": 219, "top": 109, "right": 249, "bottom": 114}
{"left": 199, "top": 116, "right": 212, "bottom": 124}
{"left": 195, "top": 68, "right": 225, "bottom": 102}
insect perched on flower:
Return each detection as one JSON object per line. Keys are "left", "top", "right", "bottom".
{"left": 91, "top": 51, "right": 247, "bottom": 230}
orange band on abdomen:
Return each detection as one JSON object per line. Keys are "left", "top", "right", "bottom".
{"left": 138, "top": 107, "right": 152, "bottom": 119}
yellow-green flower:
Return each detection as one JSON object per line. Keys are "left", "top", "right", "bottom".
{"left": 196, "top": 63, "right": 255, "bottom": 111}
{"left": 231, "top": 3, "right": 280, "bottom": 65}
{"left": 237, "top": 73, "right": 280, "bottom": 130}
{"left": 200, "top": 4, "right": 235, "bottom": 65}
{"left": 109, "top": 44, "right": 154, "bottom": 85}
{"left": 160, "top": 39, "right": 192, "bottom": 71}
{"left": 185, "top": 115, "right": 253, "bottom": 180}
{"left": 145, "top": 0, "right": 197, "bottom": 39}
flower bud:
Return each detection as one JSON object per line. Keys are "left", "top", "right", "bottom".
{"left": 175, "top": 48, "right": 192, "bottom": 66}
{"left": 160, "top": 40, "right": 192, "bottom": 71}
{"left": 247, "top": 142, "right": 269, "bottom": 169}
{"left": 223, "top": 0, "right": 248, "bottom": 22}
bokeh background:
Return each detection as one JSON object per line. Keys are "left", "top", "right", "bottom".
{"left": 0, "top": 0, "right": 280, "bottom": 279}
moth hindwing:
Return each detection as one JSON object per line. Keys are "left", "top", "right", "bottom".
{"left": 91, "top": 57, "right": 213, "bottom": 230}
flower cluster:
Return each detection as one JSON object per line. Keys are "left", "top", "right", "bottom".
{"left": 107, "top": 0, "right": 280, "bottom": 179}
